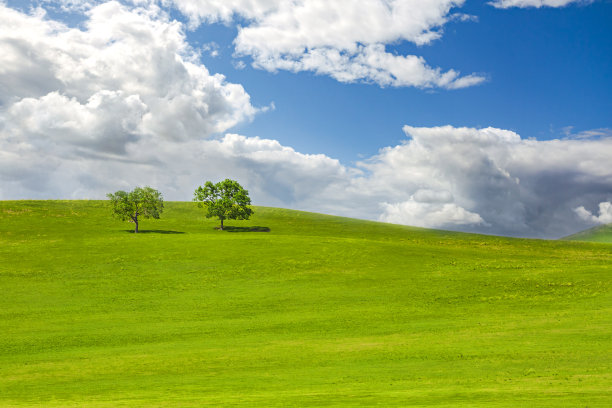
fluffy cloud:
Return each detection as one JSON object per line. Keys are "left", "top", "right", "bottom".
{"left": 168, "top": 0, "right": 484, "bottom": 89}
{"left": 0, "top": 129, "right": 352, "bottom": 207}
{"left": 380, "top": 199, "right": 485, "bottom": 229}
{"left": 2, "top": 110, "right": 612, "bottom": 238}
{"left": 360, "top": 126, "right": 612, "bottom": 237}
{"left": 0, "top": 1, "right": 257, "bottom": 195}
{"left": 0, "top": 1, "right": 257, "bottom": 143}
{"left": 575, "top": 202, "right": 612, "bottom": 224}
{"left": 488, "top": 0, "right": 592, "bottom": 8}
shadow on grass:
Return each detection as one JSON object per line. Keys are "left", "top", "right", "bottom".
{"left": 219, "top": 226, "right": 271, "bottom": 233}
{"left": 124, "top": 230, "right": 185, "bottom": 234}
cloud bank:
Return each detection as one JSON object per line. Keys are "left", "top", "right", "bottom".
{"left": 364, "top": 126, "right": 612, "bottom": 238}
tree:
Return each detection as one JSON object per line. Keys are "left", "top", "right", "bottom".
{"left": 193, "top": 179, "right": 253, "bottom": 230}
{"left": 107, "top": 186, "right": 164, "bottom": 233}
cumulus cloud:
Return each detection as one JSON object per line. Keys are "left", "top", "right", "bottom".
{"left": 489, "top": 0, "right": 593, "bottom": 9}
{"left": 0, "top": 130, "right": 352, "bottom": 207}
{"left": 0, "top": 1, "right": 258, "bottom": 195}
{"left": 380, "top": 199, "right": 485, "bottom": 228}
{"left": 2, "top": 107, "right": 612, "bottom": 237}
{"left": 0, "top": 1, "right": 257, "bottom": 139}
{"left": 378, "top": 188, "right": 487, "bottom": 229}
{"left": 359, "top": 125, "right": 612, "bottom": 237}
{"left": 574, "top": 202, "right": 612, "bottom": 224}
{"left": 168, "top": 0, "right": 485, "bottom": 89}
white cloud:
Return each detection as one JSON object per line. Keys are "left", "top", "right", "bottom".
{"left": 488, "top": 0, "right": 593, "bottom": 9}
{"left": 379, "top": 188, "right": 486, "bottom": 229}
{"left": 0, "top": 1, "right": 258, "bottom": 149}
{"left": 243, "top": 43, "right": 485, "bottom": 89}
{"left": 380, "top": 199, "right": 485, "bottom": 228}
{"left": 2, "top": 106, "right": 612, "bottom": 237}
{"left": 0, "top": 1, "right": 261, "bottom": 199}
{"left": 168, "top": 0, "right": 484, "bottom": 89}
{"left": 3, "top": 90, "right": 146, "bottom": 154}
{"left": 574, "top": 202, "right": 612, "bottom": 225}
{"left": 0, "top": 130, "right": 352, "bottom": 207}
{"left": 356, "top": 125, "right": 612, "bottom": 237}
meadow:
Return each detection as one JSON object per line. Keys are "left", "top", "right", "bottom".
{"left": 565, "top": 224, "right": 612, "bottom": 243}
{"left": 0, "top": 200, "right": 610, "bottom": 407}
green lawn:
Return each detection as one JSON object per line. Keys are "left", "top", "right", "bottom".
{"left": 0, "top": 200, "right": 610, "bottom": 407}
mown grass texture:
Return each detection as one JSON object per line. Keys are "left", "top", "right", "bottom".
{"left": 0, "top": 200, "right": 610, "bottom": 407}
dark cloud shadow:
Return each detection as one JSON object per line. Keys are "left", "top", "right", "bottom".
{"left": 220, "top": 226, "right": 271, "bottom": 233}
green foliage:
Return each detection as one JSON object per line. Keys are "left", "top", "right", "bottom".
{"left": 193, "top": 179, "right": 253, "bottom": 229}
{"left": 0, "top": 201, "right": 611, "bottom": 407}
{"left": 107, "top": 186, "right": 163, "bottom": 232}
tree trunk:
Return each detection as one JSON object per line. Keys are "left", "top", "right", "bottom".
{"left": 220, "top": 218, "right": 224, "bottom": 230}
{"left": 134, "top": 217, "right": 139, "bottom": 233}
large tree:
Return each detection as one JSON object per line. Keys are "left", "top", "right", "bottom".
{"left": 194, "top": 179, "right": 253, "bottom": 230}
{"left": 107, "top": 186, "right": 164, "bottom": 233}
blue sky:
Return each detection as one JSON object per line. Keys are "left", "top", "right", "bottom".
{"left": 212, "top": 1, "right": 611, "bottom": 161}
{"left": 0, "top": 0, "right": 611, "bottom": 237}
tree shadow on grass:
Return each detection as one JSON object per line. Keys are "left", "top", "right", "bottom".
{"left": 124, "top": 230, "right": 185, "bottom": 234}
{"left": 220, "top": 226, "right": 271, "bottom": 233}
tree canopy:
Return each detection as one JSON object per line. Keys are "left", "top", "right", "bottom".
{"left": 107, "top": 186, "right": 164, "bottom": 233}
{"left": 193, "top": 179, "right": 253, "bottom": 230}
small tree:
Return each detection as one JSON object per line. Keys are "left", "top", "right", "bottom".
{"left": 107, "top": 186, "right": 164, "bottom": 233}
{"left": 193, "top": 179, "right": 253, "bottom": 230}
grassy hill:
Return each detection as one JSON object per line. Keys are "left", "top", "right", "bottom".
{"left": 563, "top": 223, "right": 612, "bottom": 243}
{"left": 0, "top": 200, "right": 610, "bottom": 407}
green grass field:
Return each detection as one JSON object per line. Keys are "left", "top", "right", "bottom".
{"left": 0, "top": 200, "right": 610, "bottom": 407}
{"left": 564, "top": 224, "right": 612, "bottom": 243}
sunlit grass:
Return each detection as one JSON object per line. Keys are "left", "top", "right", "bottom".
{"left": 0, "top": 200, "right": 610, "bottom": 407}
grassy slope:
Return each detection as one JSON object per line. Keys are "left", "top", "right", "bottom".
{"left": 0, "top": 200, "right": 610, "bottom": 407}
{"left": 564, "top": 224, "right": 612, "bottom": 243}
